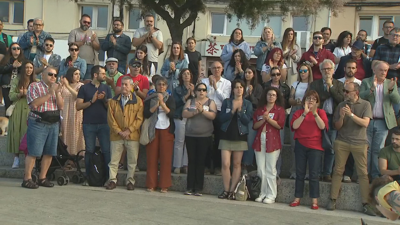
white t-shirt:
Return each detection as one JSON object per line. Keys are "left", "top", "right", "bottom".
{"left": 43, "top": 54, "right": 51, "bottom": 62}
{"left": 262, "top": 64, "right": 287, "bottom": 74}
{"left": 155, "top": 106, "right": 170, "bottom": 129}
{"left": 333, "top": 46, "right": 351, "bottom": 70}
{"left": 133, "top": 27, "right": 163, "bottom": 62}
{"left": 338, "top": 77, "right": 362, "bottom": 85}
{"left": 291, "top": 81, "right": 308, "bottom": 101}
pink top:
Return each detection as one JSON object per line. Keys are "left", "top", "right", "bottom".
{"left": 373, "top": 83, "right": 384, "bottom": 118}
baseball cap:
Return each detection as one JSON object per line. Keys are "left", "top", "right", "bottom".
{"left": 352, "top": 40, "right": 364, "bottom": 50}
{"left": 129, "top": 58, "right": 142, "bottom": 66}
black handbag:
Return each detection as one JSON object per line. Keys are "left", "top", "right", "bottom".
{"left": 322, "top": 129, "right": 333, "bottom": 151}
{"left": 246, "top": 171, "right": 261, "bottom": 200}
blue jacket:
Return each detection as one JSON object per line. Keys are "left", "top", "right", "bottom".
{"left": 253, "top": 40, "right": 281, "bottom": 71}
{"left": 19, "top": 31, "right": 52, "bottom": 59}
{"left": 219, "top": 98, "right": 253, "bottom": 135}
{"left": 172, "top": 85, "right": 190, "bottom": 119}
{"left": 59, "top": 57, "right": 87, "bottom": 79}
{"left": 160, "top": 58, "right": 188, "bottom": 91}
{"left": 221, "top": 41, "right": 251, "bottom": 76}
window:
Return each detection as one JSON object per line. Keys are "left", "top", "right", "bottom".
{"left": 127, "top": 9, "right": 156, "bottom": 30}
{"left": 293, "top": 16, "right": 311, "bottom": 32}
{"left": 358, "top": 15, "right": 400, "bottom": 40}
{"left": 210, "top": 12, "right": 282, "bottom": 38}
{"left": 0, "top": 1, "right": 24, "bottom": 24}
{"left": 378, "top": 16, "right": 393, "bottom": 37}
{"left": 81, "top": 6, "right": 109, "bottom": 29}
{"left": 359, "top": 16, "right": 373, "bottom": 37}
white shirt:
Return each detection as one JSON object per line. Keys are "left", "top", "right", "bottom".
{"left": 201, "top": 77, "right": 231, "bottom": 111}
{"left": 155, "top": 106, "right": 170, "bottom": 129}
{"left": 333, "top": 46, "right": 351, "bottom": 71}
{"left": 373, "top": 83, "right": 384, "bottom": 118}
{"left": 291, "top": 81, "right": 308, "bottom": 101}
{"left": 338, "top": 77, "right": 362, "bottom": 85}
{"left": 133, "top": 27, "right": 163, "bottom": 62}
{"left": 43, "top": 53, "right": 51, "bottom": 62}
{"left": 121, "top": 94, "right": 130, "bottom": 107}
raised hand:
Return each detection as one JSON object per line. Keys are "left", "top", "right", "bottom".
{"left": 40, "top": 58, "right": 48, "bottom": 66}
{"left": 110, "top": 35, "right": 117, "bottom": 45}
{"left": 105, "top": 77, "right": 114, "bottom": 86}
{"left": 304, "top": 100, "right": 310, "bottom": 114}
{"left": 12, "top": 60, "right": 22, "bottom": 68}
{"left": 343, "top": 104, "right": 352, "bottom": 116}
{"left": 91, "top": 90, "right": 98, "bottom": 103}
{"left": 310, "top": 56, "right": 318, "bottom": 65}
{"left": 97, "top": 91, "right": 106, "bottom": 100}
{"left": 389, "top": 77, "right": 397, "bottom": 90}
{"left": 195, "top": 101, "right": 203, "bottom": 112}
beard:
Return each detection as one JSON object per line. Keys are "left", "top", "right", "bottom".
{"left": 113, "top": 28, "right": 122, "bottom": 33}
{"left": 345, "top": 72, "right": 354, "bottom": 78}
{"left": 107, "top": 68, "right": 116, "bottom": 75}
{"left": 80, "top": 24, "right": 89, "bottom": 31}
{"left": 97, "top": 76, "right": 105, "bottom": 82}
{"left": 393, "top": 143, "right": 400, "bottom": 149}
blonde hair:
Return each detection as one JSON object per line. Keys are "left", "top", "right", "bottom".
{"left": 261, "top": 27, "right": 275, "bottom": 42}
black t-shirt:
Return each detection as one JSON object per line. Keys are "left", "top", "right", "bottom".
{"left": 185, "top": 49, "right": 201, "bottom": 83}
{"left": 0, "top": 41, "right": 6, "bottom": 56}
{"left": 323, "top": 41, "right": 336, "bottom": 53}
{"left": 220, "top": 113, "right": 247, "bottom": 141}
{"left": 371, "top": 37, "right": 389, "bottom": 50}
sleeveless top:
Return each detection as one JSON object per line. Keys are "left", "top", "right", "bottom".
{"left": 378, "top": 181, "right": 400, "bottom": 214}
{"left": 185, "top": 98, "right": 215, "bottom": 137}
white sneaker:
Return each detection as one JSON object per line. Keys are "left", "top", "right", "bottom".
{"left": 12, "top": 157, "right": 19, "bottom": 169}
{"left": 255, "top": 195, "right": 266, "bottom": 203}
{"left": 343, "top": 176, "right": 351, "bottom": 183}
{"left": 263, "top": 198, "right": 275, "bottom": 204}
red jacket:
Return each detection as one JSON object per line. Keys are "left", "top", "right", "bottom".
{"left": 298, "top": 47, "right": 335, "bottom": 80}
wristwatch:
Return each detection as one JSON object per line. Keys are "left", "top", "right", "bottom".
{"left": 301, "top": 113, "right": 306, "bottom": 117}
{"left": 350, "top": 113, "right": 354, "bottom": 118}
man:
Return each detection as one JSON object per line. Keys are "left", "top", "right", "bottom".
{"left": 132, "top": 14, "right": 163, "bottom": 73}
{"left": 33, "top": 37, "right": 61, "bottom": 78}
{"left": 76, "top": 66, "right": 112, "bottom": 183}
{"left": 17, "top": 19, "right": 34, "bottom": 42}
{"left": 106, "top": 76, "right": 143, "bottom": 190}
{"left": 370, "top": 20, "right": 394, "bottom": 58}
{"left": 360, "top": 61, "right": 400, "bottom": 179}
{"left": 115, "top": 59, "right": 149, "bottom": 100}
{"left": 0, "top": 41, "right": 5, "bottom": 61}
{"left": 22, "top": 67, "right": 64, "bottom": 189}
{"left": 357, "top": 29, "right": 372, "bottom": 58}
{"left": 379, "top": 128, "right": 400, "bottom": 181}
{"left": 334, "top": 40, "right": 372, "bottom": 80}
{"left": 321, "top": 27, "right": 335, "bottom": 53}
{"left": 299, "top": 31, "right": 335, "bottom": 80}
{"left": 69, "top": 14, "right": 100, "bottom": 80}
{"left": 0, "top": 20, "right": 13, "bottom": 48}
{"left": 104, "top": 57, "right": 123, "bottom": 97}
{"left": 19, "top": 18, "right": 52, "bottom": 61}
{"left": 309, "top": 59, "right": 344, "bottom": 182}
{"left": 101, "top": 19, "right": 131, "bottom": 74}
{"left": 201, "top": 61, "right": 231, "bottom": 175}
{"left": 326, "top": 82, "right": 376, "bottom": 216}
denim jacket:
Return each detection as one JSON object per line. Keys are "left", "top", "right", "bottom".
{"left": 59, "top": 57, "right": 87, "bottom": 79}
{"left": 161, "top": 58, "right": 188, "bottom": 91}
{"left": 172, "top": 85, "right": 190, "bottom": 119}
{"left": 219, "top": 98, "right": 253, "bottom": 135}
{"left": 254, "top": 40, "right": 281, "bottom": 71}
{"left": 19, "top": 31, "right": 52, "bottom": 60}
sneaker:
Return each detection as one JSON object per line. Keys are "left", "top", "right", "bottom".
{"left": 263, "top": 198, "right": 275, "bottom": 204}
{"left": 174, "top": 167, "right": 181, "bottom": 174}
{"left": 82, "top": 180, "right": 89, "bottom": 186}
{"left": 255, "top": 195, "right": 266, "bottom": 203}
{"left": 326, "top": 199, "right": 336, "bottom": 211}
{"left": 323, "top": 175, "right": 332, "bottom": 182}
{"left": 12, "top": 157, "right": 19, "bottom": 169}
{"left": 184, "top": 190, "right": 193, "bottom": 195}
{"left": 363, "top": 203, "right": 377, "bottom": 216}
{"left": 193, "top": 192, "right": 202, "bottom": 197}
{"left": 343, "top": 176, "right": 351, "bottom": 183}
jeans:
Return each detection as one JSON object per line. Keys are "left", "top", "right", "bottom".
{"left": 294, "top": 140, "right": 323, "bottom": 198}
{"left": 242, "top": 120, "right": 257, "bottom": 165}
{"left": 84, "top": 64, "right": 94, "bottom": 80}
{"left": 322, "top": 115, "right": 336, "bottom": 176}
{"left": 173, "top": 119, "right": 188, "bottom": 168}
{"left": 27, "top": 118, "right": 59, "bottom": 157}
{"left": 367, "top": 119, "right": 389, "bottom": 179}
{"left": 186, "top": 136, "right": 211, "bottom": 191}
{"left": 83, "top": 124, "right": 111, "bottom": 178}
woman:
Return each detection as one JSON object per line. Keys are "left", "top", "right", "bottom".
{"left": 218, "top": 79, "right": 253, "bottom": 200}
{"left": 60, "top": 67, "right": 85, "bottom": 159}
{"left": 144, "top": 77, "right": 176, "bottom": 193}
{"left": 281, "top": 28, "right": 302, "bottom": 86}
{"left": 182, "top": 83, "right": 217, "bottom": 196}
{"left": 254, "top": 27, "right": 282, "bottom": 84}
{"left": 261, "top": 48, "right": 287, "bottom": 83}
{"left": 221, "top": 28, "right": 251, "bottom": 77}
{"left": 288, "top": 63, "right": 313, "bottom": 179}
{"left": 161, "top": 41, "right": 188, "bottom": 91}
{"left": 290, "top": 90, "right": 328, "bottom": 210}
{"left": 59, "top": 43, "right": 87, "bottom": 79}
{"left": 135, "top": 44, "right": 154, "bottom": 79}
{"left": 242, "top": 66, "right": 263, "bottom": 173}
{"left": 224, "top": 49, "right": 250, "bottom": 82}
{"left": 252, "top": 87, "right": 286, "bottom": 204}
{"left": 172, "top": 69, "right": 194, "bottom": 174}
{"left": 333, "top": 31, "right": 352, "bottom": 67}
{"left": 7, "top": 61, "right": 36, "bottom": 169}
{"left": 185, "top": 37, "right": 202, "bottom": 85}
{"left": 369, "top": 175, "right": 400, "bottom": 220}
{"left": 0, "top": 42, "right": 25, "bottom": 112}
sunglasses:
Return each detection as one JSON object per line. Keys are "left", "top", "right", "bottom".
{"left": 130, "top": 64, "right": 141, "bottom": 68}
{"left": 343, "top": 89, "right": 355, "bottom": 94}
{"left": 299, "top": 69, "right": 308, "bottom": 73}
{"left": 11, "top": 47, "right": 21, "bottom": 51}
{"left": 45, "top": 44, "right": 53, "bottom": 47}
{"left": 82, "top": 21, "right": 91, "bottom": 25}
{"left": 69, "top": 48, "right": 79, "bottom": 52}
{"left": 313, "top": 36, "right": 323, "bottom": 40}
{"left": 47, "top": 72, "right": 57, "bottom": 77}
{"left": 197, "top": 88, "right": 207, "bottom": 92}
{"left": 271, "top": 73, "right": 281, "bottom": 77}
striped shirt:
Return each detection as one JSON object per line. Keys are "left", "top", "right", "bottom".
{"left": 27, "top": 81, "right": 58, "bottom": 118}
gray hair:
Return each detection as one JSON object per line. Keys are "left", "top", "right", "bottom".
{"left": 390, "top": 27, "right": 400, "bottom": 34}
{"left": 319, "top": 59, "right": 335, "bottom": 72}
{"left": 33, "top": 18, "right": 43, "bottom": 25}
{"left": 373, "top": 60, "right": 390, "bottom": 70}
{"left": 121, "top": 76, "right": 134, "bottom": 85}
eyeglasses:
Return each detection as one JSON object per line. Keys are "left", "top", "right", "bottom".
{"left": 45, "top": 44, "right": 53, "bottom": 47}
{"left": 11, "top": 47, "right": 20, "bottom": 51}
{"left": 157, "top": 83, "right": 166, "bottom": 86}
{"left": 299, "top": 69, "right": 308, "bottom": 73}
{"left": 306, "top": 97, "right": 317, "bottom": 101}
{"left": 343, "top": 89, "right": 356, "bottom": 94}
{"left": 197, "top": 88, "right": 207, "bottom": 92}
{"left": 271, "top": 73, "right": 281, "bottom": 77}
{"left": 322, "top": 67, "right": 333, "bottom": 71}
{"left": 392, "top": 33, "right": 400, "bottom": 38}
{"left": 69, "top": 48, "right": 79, "bottom": 52}
{"left": 385, "top": 26, "right": 394, "bottom": 29}
{"left": 34, "top": 24, "right": 43, "bottom": 27}
{"left": 130, "top": 64, "right": 141, "bottom": 68}
{"left": 47, "top": 72, "right": 57, "bottom": 77}
{"left": 313, "top": 36, "right": 323, "bottom": 40}
{"left": 82, "top": 21, "right": 91, "bottom": 25}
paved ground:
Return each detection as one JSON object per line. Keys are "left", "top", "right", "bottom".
{"left": 0, "top": 178, "right": 397, "bottom": 225}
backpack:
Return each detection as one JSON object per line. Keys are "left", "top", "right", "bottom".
{"left": 246, "top": 171, "right": 261, "bottom": 200}
{"left": 234, "top": 174, "right": 249, "bottom": 201}
{"left": 86, "top": 147, "right": 107, "bottom": 187}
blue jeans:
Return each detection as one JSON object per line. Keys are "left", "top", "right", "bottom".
{"left": 83, "top": 124, "right": 111, "bottom": 178}
{"left": 27, "top": 118, "right": 59, "bottom": 157}
{"left": 322, "top": 115, "right": 336, "bottom": 176}
{"left": 242, "top": 120, "right": 257, "bottom": 165}
{"left": 367, "top": 119, "right": 389, "bottom": 179}
{"left": 84, "top": 64, "right": 94, "bottom": 80}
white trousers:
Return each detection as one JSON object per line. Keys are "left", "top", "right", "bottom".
{"left": 173, "top": 118, "right": 188, "bottom": 168}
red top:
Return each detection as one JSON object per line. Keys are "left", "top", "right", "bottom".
{"left": 116, "top": 74, "right": 150, "bottom": 91}
{"left": 298, "top": 47, "right": 335, "bottom": 80}
{"left": 354, "top": 58, "right": 365, "bottom": 80}
{"left": 290, "top": 109, "right": 329, "bottom": 151}
{"left": 252, "top": 105, "right": 286, "bottom": 153}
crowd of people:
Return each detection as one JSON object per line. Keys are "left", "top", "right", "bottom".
{"left": 2, "top": 13, "right": 400, "bottom": 220}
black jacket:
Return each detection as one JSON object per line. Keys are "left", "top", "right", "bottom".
{"left": 263, "top": 80, "right": 290, "bottom": 109}
{"left": 0, "top": 58, "right": 24, "bottom": 86}
{"left": 334, "top": 54, "right": 372, "bottom": 80}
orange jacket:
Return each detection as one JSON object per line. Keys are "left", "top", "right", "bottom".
{"left": 107, "top": 93, "right": 143, "bottom": 141}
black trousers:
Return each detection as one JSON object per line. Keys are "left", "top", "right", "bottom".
{"left": 2, "top": 87, "right": 11, "bottom": 118}
{"left": 205, "top": 111, "right": 221, "bottom": 169}
{"left": 186, "top": 136, "right": 212, "bottom": 191}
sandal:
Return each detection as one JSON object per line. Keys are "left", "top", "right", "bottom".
{"left": 21, "top": 179, "right": 39, "bottom": 189}
{"left": 227, "top": 192, "right": 236, "bottom": 200}
{"left": 160, "top": 188, "right": 168, "bottom": 193}
{"left": 218, "top": 191, "right": 230, "bottom": 199}
{"left": 146, "top": 188, "right": 154, "bottom": 192}
{"left": 118, "top": 163, "right": 124, "bottom": 169}
{"left": 38, "top": 178, "right": 54, "bottom": 187}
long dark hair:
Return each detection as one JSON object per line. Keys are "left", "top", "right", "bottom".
{"left": 336, "top": 31, "right": 353, "bottom": 48}
{"left": 231, "top": 79, "right": 246, "bottom": 98}
{"left": 229, "top": 49, "right": 250, "bottom": 69}
{"left": 0, "top": 42, "right": 25, "bottom": 66}
{"left": 169, "top": 41, "right": 184, "bottom": 61}
{"left": 17, "top": 61, "right": 36, "bottom": 90}
{"left": 65, "top": 43, "right": 79, "bottom": 66}
{"left": 257, "top": 86, "right": 284, "bottom": 108}
{"left": 135, "top": 45, "right": 150, "bottom": 76}
{"left": 178, "top": 68, "right": 193, "bottom": 86}
{"left": 243, "top": 66, "right": 258, "bottom": 87}
{"left": 229, "top": 28, "right": 245, "bottom": 45}
{"left": 65, "top": 67, "right": 79, "bottom": 84}
{"left": 281, "top": 27, "right": 297, "bottom": 52}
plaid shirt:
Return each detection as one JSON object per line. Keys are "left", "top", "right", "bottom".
{"left": 372, "top": 44, "right": 400, "bottom": 80}
{"left": 27, "top": 81, "right": 58, "bottom": 118}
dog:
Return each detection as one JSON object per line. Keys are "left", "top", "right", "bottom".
{"left": 0, "top": 117, "right": 9, "bottom": 136}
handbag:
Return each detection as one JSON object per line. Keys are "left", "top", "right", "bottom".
{"left": 32, "top": 110, "right": 60, "bottom": 124}
{"left": 234, "top": 174, "right": 249, "bottom": 201}
{"left": 322, "top": 128, "right": 332, "bottom": 151}
{"left": 139, "top": 118, "right": 151, "bottom": 145}
{"left": 6, "top": 104, "right": 16, "bottom": 117}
